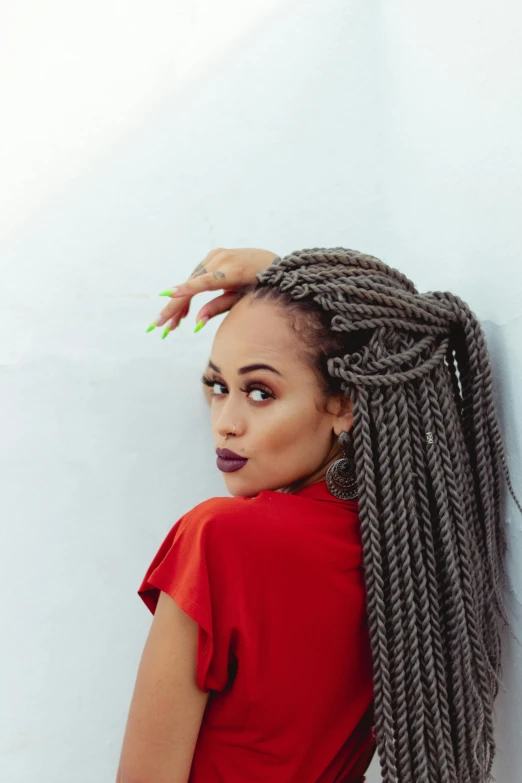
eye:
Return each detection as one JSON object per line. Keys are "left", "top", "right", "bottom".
{"left": 201, "top": 375, "right": 227, "bottom": 396}
{"left": 200, "top": 374, "right": 274, "bottom": 404}
{"left": 241, "top": 384, "right": 273, "bottom": 403}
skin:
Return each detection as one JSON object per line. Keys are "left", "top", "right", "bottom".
{"left": 117, "top": 289, "right": 354, "bottom": 783}
{"left": 203, "top": 294, "right": 354, "bottom": 497}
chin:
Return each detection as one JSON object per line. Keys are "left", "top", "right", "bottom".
{"left": 222, "top": 473, "right": 260, "bottom": 498}
{"left": 224, "top": 473, "right": 286, "bottom": 498}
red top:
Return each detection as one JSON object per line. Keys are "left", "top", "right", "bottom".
{"left": 138, "top": 478, "right": 376, "bottom": 783}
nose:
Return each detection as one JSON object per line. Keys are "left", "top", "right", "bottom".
{"left": 217, "top": 422, "right": 236, "bottom": 440}
{"left": 215, "top": 404, "right": 243, "bottom": 443}
{"left": 217, "top": 421, "right": 241, "bottom": 443}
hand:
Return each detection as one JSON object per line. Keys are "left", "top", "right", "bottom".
{"left": 147, "top": 247, "right": 280, "bottom": 337}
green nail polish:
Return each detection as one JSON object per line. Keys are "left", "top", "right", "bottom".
{"left": 158, "top": 289, "right": 173, "bottom": 297}
{"left": 162, "top": 325, "right": 171, "bottom": 339}
{"left": 194, "top": 319, "right": 206, "bottom": 333}
{"left": 146, "top": 322, "right": 157, "bottom": 333}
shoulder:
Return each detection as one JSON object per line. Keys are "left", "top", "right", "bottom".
{"left": 182, "top": 492, "right": 269, "bottom": 527}
{"left": 178, "top": 491, "right": 279, "bottom": 544}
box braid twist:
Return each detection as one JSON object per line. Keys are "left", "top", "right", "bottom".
{"left": 233, "top": 247, "right": 522, "bottom": 783}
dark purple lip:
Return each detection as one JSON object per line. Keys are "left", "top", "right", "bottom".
{"left": 215, "top": 447, "right": 248, "bottom": 474}
{"left": 216, "top": 447, "right": 246, "bottom": 460}
{"left": 216, "top": 456, "right": 248, "bottom": 473}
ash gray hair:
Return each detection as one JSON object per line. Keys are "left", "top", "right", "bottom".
{"left": 235, "top": 247, "right": 521, "bottom": 783}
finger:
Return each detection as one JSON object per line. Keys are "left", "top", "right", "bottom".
{"left": 186, "top": 247, "right": 227, "bottom": 281}
{"left": 159, "top": 266, "right": 246, "bottom": 300}
{"left": 152, "top": 248, "right": 233, "bottom": 330}
{"left": 153, "top": 294, "right": 190, "bottom": 327}
{"left": 154, "top": 269, "right": 240, "bottom": 327}
{"left": 194, "top": 291, "right": 239, "bottom": 324}
{"left": 159, "top": 302, "right": 190, "bottom": 338}
{"left": 159, "top": 247, "right": 229, "bottom": 292}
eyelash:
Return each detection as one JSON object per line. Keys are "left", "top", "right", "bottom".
{"left": 200, "top": 374, "right": 275, "bottom": 405}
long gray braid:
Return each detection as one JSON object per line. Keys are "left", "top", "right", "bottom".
{"left": 236, "top": 247, "right": 521, "bottom": 783}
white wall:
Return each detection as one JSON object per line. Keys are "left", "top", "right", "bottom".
{"left": 1, "top": 2, "right": 521, "bottom": 781}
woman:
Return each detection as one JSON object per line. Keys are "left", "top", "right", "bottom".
{"left": 116, "top": 247, "right": 521, "bottom": 783}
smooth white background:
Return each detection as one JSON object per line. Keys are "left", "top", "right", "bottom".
{"left": 1, "top": 2, "right": 521, "bottom": 781}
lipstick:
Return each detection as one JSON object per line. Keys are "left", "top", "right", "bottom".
{"left": 216, "top": 447, "right": 248, "bottom": 473}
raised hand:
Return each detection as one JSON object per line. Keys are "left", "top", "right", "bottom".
{"left": 146, "top": 247, "right": 279, "bottom": 338}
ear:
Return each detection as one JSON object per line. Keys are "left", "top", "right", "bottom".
{"left": 328, "top": 394, "right": 354, "bottom": 437}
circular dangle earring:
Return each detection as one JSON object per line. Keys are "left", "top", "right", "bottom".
{"left": 326, "top": 429, "right": 358, "bottom": 500}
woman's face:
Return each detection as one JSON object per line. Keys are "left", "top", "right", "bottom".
{"left": 202, "top": 296, "right": 353, "bottom": 497}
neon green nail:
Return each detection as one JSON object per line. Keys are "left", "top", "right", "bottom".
{"left": 194, "top": 319, "right": 207, "bottom": 333}
{"left": 158, "top": 289, "right": 173, "bottom": 297}
{"left": 146, "top": 322, "right": 157, "bottom": 333}
{"left": 162, "top": 325, "right": 171, "bottom": 339}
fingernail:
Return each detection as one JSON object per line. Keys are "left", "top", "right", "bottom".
{"left": 159, "top": 288, "right": 179, "bottom": 297}
{"left": 162, "top": 325, "right": 172, "bottom": 339}
{"left": 146, "top": 322, "right": 157, "bottom": 333}
{"left": 194, "top": 317, "right": 208, "bottom": 333}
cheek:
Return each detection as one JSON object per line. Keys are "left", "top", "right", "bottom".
{"left": 256, "top": 403, "right": 317, "bottom": 451}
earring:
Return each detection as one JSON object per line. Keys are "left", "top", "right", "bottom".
{"left": 326, "top": 429, "right": 358, "bottom": 500}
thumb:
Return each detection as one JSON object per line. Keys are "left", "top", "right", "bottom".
{"left": 194, "top": 291, "right": 240, "bottom": 324}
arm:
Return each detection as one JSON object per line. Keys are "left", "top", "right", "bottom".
{"left": 116, "top": 591, "right": 210, "bottom": 783}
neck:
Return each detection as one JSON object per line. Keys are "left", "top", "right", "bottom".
{"left": 276, "top": 447, "right": 342, "bottom": 494}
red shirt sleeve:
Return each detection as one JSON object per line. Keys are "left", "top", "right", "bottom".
{"left": 137, "top": 499, "right": 234, "bottom": 694}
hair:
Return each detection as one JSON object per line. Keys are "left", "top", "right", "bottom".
{"left": 233, "top": 247, "right": 522, "bottom": 783}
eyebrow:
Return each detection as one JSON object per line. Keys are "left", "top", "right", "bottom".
{"left": 207, "top": 359, "right": 284, "bottom": 378}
